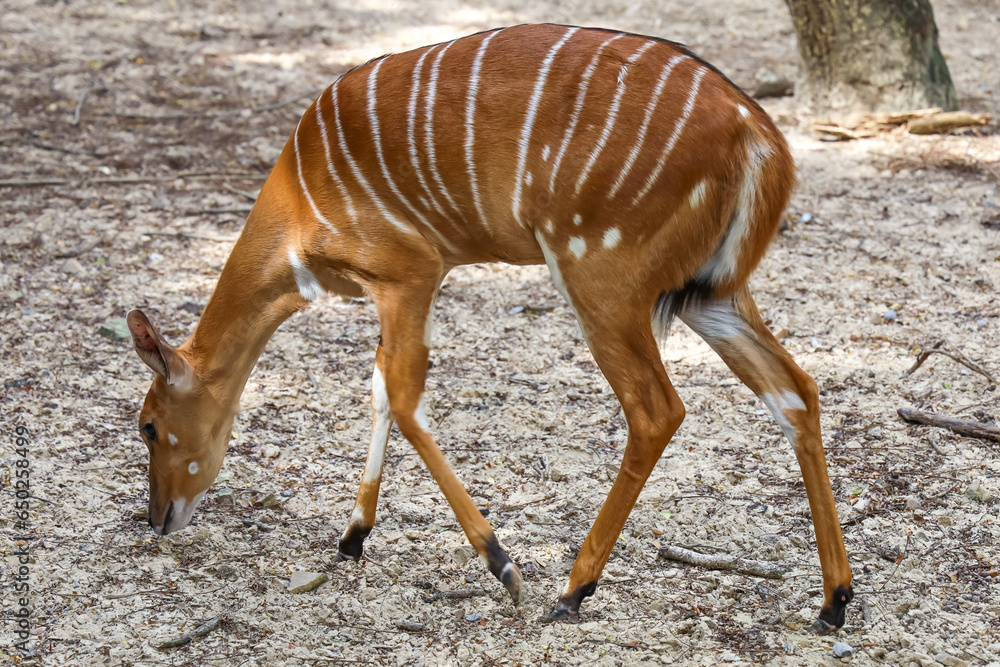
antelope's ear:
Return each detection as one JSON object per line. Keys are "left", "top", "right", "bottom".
{"left": 126, "top": 309, "right": 192, "bottom": 388}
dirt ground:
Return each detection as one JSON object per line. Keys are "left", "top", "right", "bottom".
{"left": 2, "top": 0, "right": 999, "bottom": 665}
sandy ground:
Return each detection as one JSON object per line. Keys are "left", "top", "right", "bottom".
{"left": 1, "top": 0, "right": 999, "bottom": 665}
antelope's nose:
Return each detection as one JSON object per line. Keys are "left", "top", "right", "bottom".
{"left": 150, "top": 501, "right": 174, "bottom": 536}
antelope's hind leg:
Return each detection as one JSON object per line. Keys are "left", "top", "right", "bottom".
{"left": 679, "top": 286, "right": 853, "bottom": 633}
{"left": 338, "top": 343, "right": 393, "bottom": 561}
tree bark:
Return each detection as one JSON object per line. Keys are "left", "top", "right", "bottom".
{"left": 785, "top": 0, "right": 957, "bottom": 116}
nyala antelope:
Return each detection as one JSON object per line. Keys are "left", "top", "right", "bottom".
{"left": 127, "top": 24, "right": 853, "bottom": 631}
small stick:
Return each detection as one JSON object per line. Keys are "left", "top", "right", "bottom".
{"left": 223, "top": 183, "right": 259, "bottom": 201}
{"left": 181, "top": 207, "right": 254, "bottom": 216}
{"left": 903, "top": 343, "right": 996, "bottom": 384}
{"left": 657, "top": 544, "right": 786, "bottom": 579}
{"left": 156, "top": 614, "right": 223, "bottom": 650}
{"left": 421, "top": 589, "right": 486, "bottom": 602}
{"left": 55, "top": 235, "right": 104, "bottom": 258}
{"left": 897, "top": 407, "right": 1000, "bottom": 443}
{"left": 145, "top": 230, "right": 240, "bottom": 242}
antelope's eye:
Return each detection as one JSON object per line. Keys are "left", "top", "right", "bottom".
{"left": 141, "top": 422, "right": 157, "bottom": 441}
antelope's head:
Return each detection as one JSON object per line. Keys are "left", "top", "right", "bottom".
{"left": 126, "top": 310, "right": 234, "bottom": 535}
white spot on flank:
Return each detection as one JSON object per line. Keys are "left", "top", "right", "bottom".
{"left": 609, "top": 55, "right": 686, "bottom": 198}
{"left": 188, "top": 461, "right": 199, "bottom": 475}
{"left": 689, "top": 179, "right": 708, "bottom": 209}
{"left": 549, "top": 33, "right": 623, "bottom": 193}
{"left": 738, "top": 104, "right": 750, "bottom": 118}
{"left": 293, "top": 120, "right": 338, "bottom": 235}
{"left": 313, "top": 88, "right": 356, "bottom": 221}
{"left": 568, "top": 236, "right": 586, "bottom": 259}
{"left": 544, "top": 219, "right": 553, "bottom": 234}
{"left": 287, "top": 248, "right": 323, "bottom": 301}
{"left": 408, "top": 47, "right": 449, "bottom": 219}
{"left": 168, "top": 433, "right": 178, "bottom": 446}
{"left": 678, "top": 300, "right": 749, "bottom": 346}
{"left": 542, "top": 145, "right": 551, "bottom": 162}
{"left": 465, "top": 29, "right": 501, "bottom": 229}
{"left": 367, "top": 58, "right": 458, "bottom": 254}
{"left": 363, "top": 365, "right": 391, "bottom": 485}
{"left": 603, "top": 227, "right": 621, "bottom": 248}
{"left": 573, "top": 213, "right": 582, "bottom": 226}
{"left": 575, "top": 41, "right": 656, "bottom": 196}
{"left": 425, "top": 40, "right": 463, "bottom": 216}
{"left": 697, "top": 141, "right": 774, "bottom": 284}
{"left": 331, "top": 82, "right": 419, "bottom": 238}
{"left": 513, "top": 27, "right": 579, "bottom": 225}
{"left": 525, "top": 171, "right": 532, "bottom": 186}
{"left": 633, "top": 67, "right": 708, "bottom": 205}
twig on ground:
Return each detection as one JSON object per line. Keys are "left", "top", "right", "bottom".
{"left": 107, "top": 589, "right": 180, "bottom": 599}
{"left": 0, "top": 171, "right": 268, "bottom": 188}
{"left": 55, "top": 234, "right": 106, "bottom": 258}
{"left": 897, "top": 407, "right": 1000, "bottom": 442}
{"left": 421, "top": 589, "right": 486, "bottom": 602}
{"left": 145, "top": 230, "right": 240, "bottom": 242}
{"left": 156, "top": 614, "right": 223, "bottom": 650}
{"left": 657, "top": 544, "right": 786, "bottom": 579}
{"left": 223, "top": 183, "right": 259, "bottom": 201}
{"left": 903, "top": 341, "right": 996, "bottom": 384}
{"left": 72, "top": 85, "right": 107, "bottom": 126}
{"left": 181, "top": 206, "right": 254, "bottom": 216}
{"left": 908, "top": 111, "right": 992, "bottom": 135}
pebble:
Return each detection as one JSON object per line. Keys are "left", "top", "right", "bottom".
{"left": 261, "top": 444, "right": 280, "bottom": 458}
{"left": 287, "top": 571, "right": 328, "bottom": 593}
{"left": 214, "top": 564, "right": 238, "bottom": 580}
{"left": 882, "top": 309, "right": 897, "bottom": 322}
{"left": 130, "top": 506, "right": 148, "bottom": 521}
{"left": 833, "top": 642, "right": 853, "bottom": 658}
{"left": 61, "top": 258, "right": 83, "bottom": 274}
{"left": 721, "top": 650, "right": 740, "bottom": 662}
{"left": 465, "top": 613, "right": 482, "bottom": 622}
{"left": 905, "top": 496, "right": 921, "bottom": 510}
{"left": 965, "top": 480, "right": 990, "bottom": 503}
{"left": 253, "top": 492, "right": 278, "bottom": 508}
{"left": 215, "top": 488, "right": 235, "bottom": 505}
{"left": 98, "top": 318, "right": 130, "bottom": 341}
{"left": 549, "top": 464, "right": 567, "bottom": 482}
{"left": 783, "top": 643, "right": 793, "bottom": 654}
{"left": 935, "top": 652, "right": 967, "bottom": 667}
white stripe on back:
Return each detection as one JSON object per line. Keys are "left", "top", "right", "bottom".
{"left": 465, "top": 29, "right": 501, "bottom": 229}
{"left": 367, "top": 58, "right": 459, "bottom": 254}
{"left": 548, "top": 34, "right": 623, "bottom": 193}
{"left": 425, "top": 40, "right": 462, "bottom": 216}
{"left": 632, "top": 67, "right": 708, "bottom": 205}
{"left": 293, "top": 119, "right": 339, "bottom": 235}
{"left": 407, "top": 47, "right": 450, "bottom": 219}
{"left": 512, "top": 27, "right": 579, "bottom": 225}
{"left": 574, "top": 40, "right": 656, "bottom": 195}
{"left": 329, "top": 80, "right": 418, "bottom": 237}
{"left": 313, "top": 89, "right": 357, "bottom": 222}
{"left": 608, "top": 54, "right": 687, "bottom": 198}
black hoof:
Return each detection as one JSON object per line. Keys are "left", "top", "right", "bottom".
{"left": 545, "top": 581, "right": 597, "bottom": 622}
{"left": 811, "top": 585, "right": 854, "bottom": 633}
{"left": 337, "top": 526, "right": 371, "bottom": 562}
{"left": 483, "top": 535, "right": 522, "bottom": 605}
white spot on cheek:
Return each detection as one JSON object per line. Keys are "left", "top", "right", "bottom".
{"left": 689, "top": 179, "right": 707, "bottom": 209}
{"left": 568, "top": 236, "right": 586, "bottom": 259}
{"left": 188, "top": 461, "right": 199, "bottom": 475}
{"left": 168, "top": 433, "right": 178, "bottom": 446}
{"left": 287, "top": 248, "right": 323, "bottom": 301}
{"left": 738, "top": 104, "right": 750, "bottom": 118}
{"left": 603, "top": 227, "right": 621, "bottom": 249}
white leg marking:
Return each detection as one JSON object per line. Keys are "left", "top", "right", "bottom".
{"left": 548, "top": 33, "right": 624, "bottom": 193}
{"left": 367, "top": 58, "right": 459, "bottom": 254}
{"left": 364, "top": 365, "right": 392, "bottom": 485}
{"left": 188, "top": 461, "right": 199, "bottom": 475}
{"left": 535, "top": 230, "right": 582, "bottom": 323}
{"left": 575, "top": 41, "right": 656, "bottom": 196}
{"left": 679, "top": 300, "right": 750, "bottom": 346}
{"left": 697, "top": 141, "right": 774, "bottom": 284}
{"left": 632, "top": 67, "right": 708, "bottom": 205}
{"left": 602, "top": 227, "right": 621, "bottom": 249}
{"left": 408, "top": 47, "right": 450, "bottom": 219}
{"left": 465, "top": 29, "right": 501, "bottom": 229}
{"left": 168, "top": 433, "right": 178, "bottom": 446}
{"left": 287, "top": 248, "right": 324, "bottom": 301}
{"left": 737, "top": 104, "right": 750, "bottom": 118}
{"left": 512, "top": 27, "right": 580, "bottom": 225}
{"left": 568, "top": 236, "right": 586, "bottom": 259}
{"left": 415, "top": 393, "right": 431, "bottom": 435}
{"left": 541, "top": 145, "right": 551, "bottom": 162}
{"left": 293, "top": 119, "right": 339, "bottom": 235}
{"left": 761, "top": 392, "right": 799, "bottom": 447}
{"left": 330, "top": 82, "right": 419, "bottom": 237}
{"left": 608, "top": 54, "right": 687, "bottom": 198}
{"left": 689, "top": 178, "right": 708, "bottom": 209}
{"left": 347, "top": 505, "right": 366, "bottom": 529}
{"left": 425, "top": 41, "right": 463, "bottom": 216}
{"left": 313, "top": 89, "right": 357, "bottom": 222}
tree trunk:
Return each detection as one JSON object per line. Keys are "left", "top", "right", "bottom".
{"left": 785, "top": 0, "right": 957, "bottom": 116}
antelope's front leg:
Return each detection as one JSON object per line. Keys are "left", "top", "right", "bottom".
{"left": 338, "top": 344, "right": 393, "bottom": 561}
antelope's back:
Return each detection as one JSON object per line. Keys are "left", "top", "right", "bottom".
{"left": 305, "top": 24, "right": 792, "bottom": 287}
